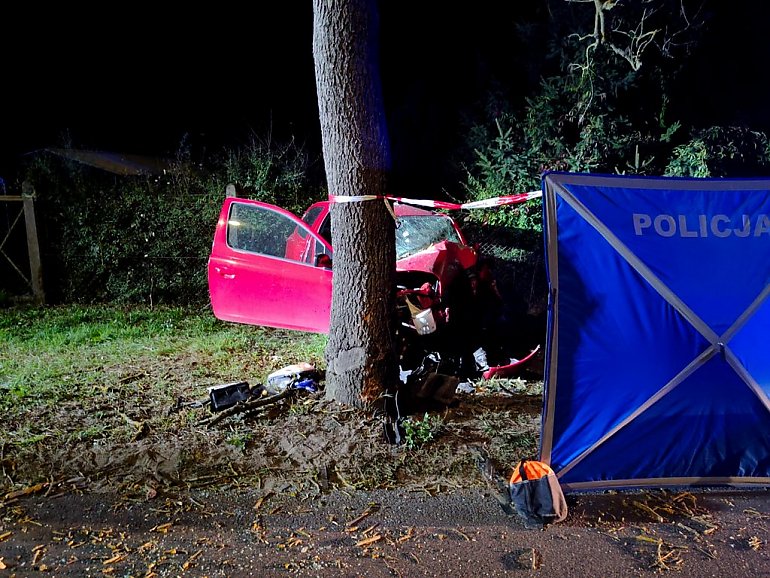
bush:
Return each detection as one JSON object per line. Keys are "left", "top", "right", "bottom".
{"left": 21, "top": 137, "right": 322, "bottom": 305}
{"left": 665, "top": 126, "right": 770, "bottom": 178}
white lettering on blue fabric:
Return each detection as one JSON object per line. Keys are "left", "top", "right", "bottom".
{"left": 633, "top": 213, "right": 770, "bottom": 238}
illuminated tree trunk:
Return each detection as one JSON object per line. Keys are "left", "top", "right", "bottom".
{"left": 312, "top": 0, "right": 397, "bottom": 406}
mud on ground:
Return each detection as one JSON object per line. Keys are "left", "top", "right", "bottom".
{"left": 1, "top": 356, "right": 544, "bottom": 499}
{"left": 3, "top": 355, "right": 769, "bottom": 576}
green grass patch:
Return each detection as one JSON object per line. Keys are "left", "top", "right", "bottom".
{"left": 0, "top": 303, "right": 326, "bottom": 425}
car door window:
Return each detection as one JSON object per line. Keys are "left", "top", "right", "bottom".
{"left": 227, "top": 202, "right": 293, "bottom": 257}
{"left": 299, "top": 206, "right": 324, "bottom": 238}
{"left": 318, "top": 214, "right": 332, "bottom": 244}
{"left": 227, "top": 202, "right": 331, "bottom": 264}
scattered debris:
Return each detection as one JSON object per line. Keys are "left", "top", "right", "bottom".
{"left": 208, "top": 381, "right": 253, "bottom": 412}
{"left": 3, "top": 482, "right": 50, "bottom": 501}
{"left": 185, "top": 364, "right": 326, "bottom": 426}
{"left": 510, "top": 547, "right": 543, "bottom": 570}
{"left": 355, "top": 534, "right": 383, "bottom": 547}
{"left": 397, "top": 527, "right": 415, "bottom": 543}
{"left": 182, "top": 549, "right": 203, "bottom": 570}
{"left": 201, "top": 387, "right": 297, "bottom": 427}
{"left": 103, "top": 552, "right": 127, "bottom": 565}
{"left": 744, "top": 508, "right": 770, "bottom": 519}
{"left": 266, "top": 363, "right": 322, "bottom": 395}
{"left": 253, "top": 492, "right": 274, "bottom": 511}
{"left": 473, "top": 449, "right": 516, "bottom": 516}
{"left": 625, "top": 491, "right": 717, "bottom": 531}
{"left": 31, "top": 544, "right": 46, "bottom": 565}
{"left": 455, "top": 381, "right": 475, "bottom": 394}
{"left": 482, "top": 345, "right": 541, "bottom": 380}
{"left": 346, "top": 504, "right": 380, "bottom": 530}
{"left": 150, "top": 522, "right": 173, "bottom": 534}
{"left": 651, "top": 537, "right": 686, "bottom": 571}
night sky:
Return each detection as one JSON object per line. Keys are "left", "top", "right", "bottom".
{"left": 3, "top": 2, "right": 770, "bottom": 194}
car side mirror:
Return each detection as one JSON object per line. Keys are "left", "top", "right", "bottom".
{"left": 315, "top": 254, "right": 333, "bottom": 269}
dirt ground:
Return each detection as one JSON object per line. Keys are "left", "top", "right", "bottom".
{"left": 2, "top": 358, "right": 769, "bottom": 576}
{"left": 2, "top": 365, "right": 546, "bottom": 499}
{"left": 1, "top": 484, "right": 768, "bottom": 576}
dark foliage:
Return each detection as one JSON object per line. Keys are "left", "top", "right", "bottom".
{"left": 22, "top": 138, "right": 321, "bottom": 304}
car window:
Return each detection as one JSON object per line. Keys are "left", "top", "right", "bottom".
{"left": 227, "top": 202, "right": 304, "bottom": 259}
{"left": 298, "top": 205, "right": 324, "bottom": 239}
{"left": 318, "top": 214, "right": 332, "bottom": 244}
{"left": 396, "top": 216, "right": 462, "bottom": 259}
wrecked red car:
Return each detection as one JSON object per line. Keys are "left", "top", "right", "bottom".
{"left": 208, "top": 197, "right": 477, "bottom": 334}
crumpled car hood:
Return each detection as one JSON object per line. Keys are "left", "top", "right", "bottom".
{"left": 396, "top": 240, "right": 477, "bottom": 289}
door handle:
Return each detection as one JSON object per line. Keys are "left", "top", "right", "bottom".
{"left": 214, "top": 266, "right": 236, "bottom": 280}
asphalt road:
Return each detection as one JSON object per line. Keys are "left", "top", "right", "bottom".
{"left": 1, "top": 487, "right": 768, "bottom": 577}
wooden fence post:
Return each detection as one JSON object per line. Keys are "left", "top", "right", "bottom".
{"left": 21, "top": 181, "right": 45, "bottom": 304}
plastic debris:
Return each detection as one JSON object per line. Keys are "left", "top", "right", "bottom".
{"left": 266, "top": 363, "right": 321, "bottom": 394}
{"left": 208, "top": 381, "right": 258, "bottom": 412}
{"left": 455, "top": 381, "right": 475, "bottom": 394}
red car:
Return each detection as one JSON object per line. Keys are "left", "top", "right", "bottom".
{"left": 208, "top": 198, "right": 477, "bottom": 333}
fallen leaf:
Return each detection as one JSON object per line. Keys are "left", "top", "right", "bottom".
{"left": 397, "top": 527, "right": 415, "bottom": 543}
{"left": 253, "top": 492, "right": 274, "bottom": 511}
{"left": 361, "top": 523, "right": 378, "bottom": 536}
{"left": 0, "top": 558, "right": 6, "bottom": 569}
{"left": 32, "top": 545, "right": 46, "bottom": 565}
{"left": 355, "top": 534, "right": 383, "bottom": 547}
{"left": 4, "top": 483, "right": 47, "bottom": 500}
{"left": 347, "top": 504, "right": 379, "bottom": 528}
{"left": 0, "top": 531, "right": 11, "bottom": 542}
{"left": 636, "top": 535, "right": 662, "bottom": 545}
{"left": 138, "top": 541, "right": 155, "bottom": 552}
{"left": 103, "top": 553, "right": 126, "bottom": 565}
{"left": 151, "top": 522, "right": 173, "bottom": 534}
{"left": 182, "top": 549, "right": 202, "bottom": 570}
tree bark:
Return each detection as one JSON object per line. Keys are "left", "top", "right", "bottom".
{"left": 313, "top": 0, "right": 397, "bottom": 407}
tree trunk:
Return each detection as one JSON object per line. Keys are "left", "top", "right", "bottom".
{"left": 313, "top": 0, "right": 397, "bottom": 407}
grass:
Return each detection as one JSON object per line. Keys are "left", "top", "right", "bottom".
{"left": 0, "top": 304, "right": 326, "bottom": 454}
{"left": 0, "top": 304, "right": 325, "bottom": 410}
{"left": 0, "top": 304, "right": 542, "bottom": 495}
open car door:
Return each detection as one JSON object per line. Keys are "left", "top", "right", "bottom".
{"left": 208, "top": 198, "right": 333, "bottom": 333}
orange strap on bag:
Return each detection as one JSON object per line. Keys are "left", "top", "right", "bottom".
{"left": 508, "top": 460, "right": 568, "bottom": 528}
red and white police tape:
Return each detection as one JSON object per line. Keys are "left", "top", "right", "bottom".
{"left": 328, "top": 190, "right": 542, "bottom": 210}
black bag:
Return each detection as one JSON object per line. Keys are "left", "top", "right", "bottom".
{"left": 509, "top": 460, "right": 568, "bottom": 529}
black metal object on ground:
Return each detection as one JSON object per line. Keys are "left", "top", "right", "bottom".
{"left": 208, "top": 381, "right": 252, "bottom": 412}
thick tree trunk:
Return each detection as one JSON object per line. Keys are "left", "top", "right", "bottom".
{"left": 312, "top": 0, "right": 397, "bottom": 406}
